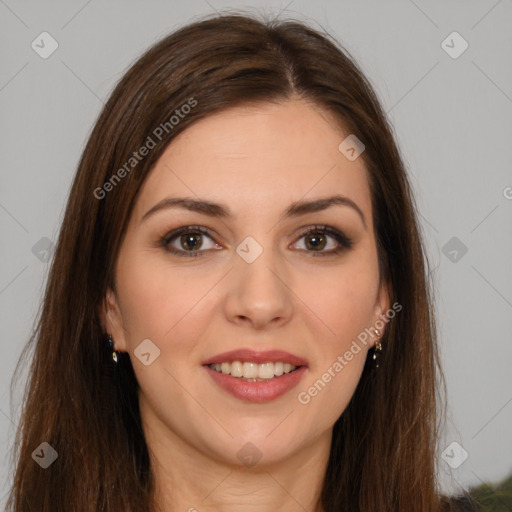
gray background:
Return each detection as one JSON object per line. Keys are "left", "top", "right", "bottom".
{"left": 1, "top": 0, "right": 511, "bottom": 505}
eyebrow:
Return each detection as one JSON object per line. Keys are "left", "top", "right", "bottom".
{"left": 141, "top": 194, "right": 367, "bottom": 228}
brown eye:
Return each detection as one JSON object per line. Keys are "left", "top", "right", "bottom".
{"left": 292, "top": 225, "right": 353, "bottom": 256}
{"left": 179, "top": 232, "right": 204, "bottom": 251}
{"left": 304, "top": 232, "right": 328, "bottom": 251}
{"left": 161, "top": 226, "right": 220, "bottom": 258}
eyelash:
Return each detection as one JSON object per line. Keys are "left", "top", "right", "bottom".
{"left": 160, "top": 224, "right": 354, "bottom": 259}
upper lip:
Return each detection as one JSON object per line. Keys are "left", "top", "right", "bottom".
{"left": 202, "top": 349, "right": 308, "bottom": 367}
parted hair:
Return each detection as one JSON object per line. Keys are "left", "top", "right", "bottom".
{"left": 7, "top": 12, "right": 470, "bottom": 512}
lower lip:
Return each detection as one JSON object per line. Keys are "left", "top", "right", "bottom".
{"left": 204, "top": 365, "right": 308, "bottom": 403}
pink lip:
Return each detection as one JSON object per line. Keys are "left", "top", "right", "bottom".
{"left": 204, "top": 365, "right": 308, "bottom": 403}
{"left": 202, "top": 349, "right": 308, "bottom": 367}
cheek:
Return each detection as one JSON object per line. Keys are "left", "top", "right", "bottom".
{"left": 115, "top": 251, "right": 215, "bottom": 347}
{"left": 300, "top": 259, "right": 380, "bottom": 349}
{"left": 295, "top": 268, "right": 376, "bottom": 428}
{"left": 294, "top": 252, "right": 379, "bottom": 414}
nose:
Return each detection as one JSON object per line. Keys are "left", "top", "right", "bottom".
{"left": 224, "top": 247, "right": 294, "bottom": 330}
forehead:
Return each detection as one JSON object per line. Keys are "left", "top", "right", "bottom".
{"left": 133, "top": 99, "right": 372, "bottom": 223}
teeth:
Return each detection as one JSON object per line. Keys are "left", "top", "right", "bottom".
{"left": 208, "top": 361, "right": 298, "bottom": 379}
{"left": 243, "top": 362, "right": 259, "bottom": 379}
{"left": 231, "top": 361, "right": 243, "bottom": 377}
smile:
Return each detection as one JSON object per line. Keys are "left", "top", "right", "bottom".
{"left": 208, "top": 361, "right": 298, "bottom": 381}
{"left": 204, "top": 365, "right": 307, "bottom": 402}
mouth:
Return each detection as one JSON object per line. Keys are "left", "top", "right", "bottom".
{"left": 202, "top": 349, "right": 308, "bottom": 402}
{"left": 207, "top": 360, "right": 301, "bottom": 381}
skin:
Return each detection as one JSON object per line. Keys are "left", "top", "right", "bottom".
{"left": 101, "top": 97, "right": 390, "bottom": 512}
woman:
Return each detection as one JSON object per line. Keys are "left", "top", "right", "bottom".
{"left": 6, "top": 13, "right": 476, "bottom": 512}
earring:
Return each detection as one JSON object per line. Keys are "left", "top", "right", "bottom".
{"left": 105, "top": 334, "right": 118, "bottom": 363}
{"left": 371, "top": 327, "right": 382, "bottom": 368}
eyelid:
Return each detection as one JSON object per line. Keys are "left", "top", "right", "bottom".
{"left": 161, "top": 225, "right": 216, "bottom": 244}
{"left": 294, "top": 224, "right": 353, "bottom": 246}
{"left": 160, "top": 225, "right": 219, "bottom": 258}
{"left": 291, "top": 224, "right": 354, "bottom": 256}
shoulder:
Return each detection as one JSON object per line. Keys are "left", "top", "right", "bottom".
{"left": 439, "top": 494, "right": 479, "bottom": 512}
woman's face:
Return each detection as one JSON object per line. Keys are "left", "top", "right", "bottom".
{"left": 103, "top": 97, "right": 389, "bottom": 468}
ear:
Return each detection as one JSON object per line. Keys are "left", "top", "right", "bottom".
{"left": 98, "top": 287, "right": 128, "bottom": 353}
{"left": 371, "top": 278, "right": 391, "bottom": 345}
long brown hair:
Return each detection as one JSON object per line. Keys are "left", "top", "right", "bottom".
{"left": 7, "top": 13, "right": 456, "bottom": 511}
